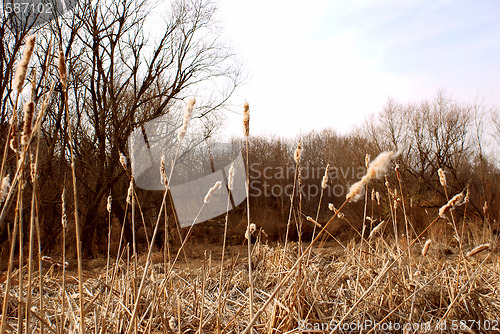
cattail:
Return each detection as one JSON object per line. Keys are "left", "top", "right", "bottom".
{"left": 438, "top": 168, "right": 446, "bottom": 187}
{"left": 365, "top": 151, "right": 394, "bottom": 180}
{"left": 365, "top": 154, "right": 370, "bottom": 168}
{"left": 21, "top": 101, "right": 35, "bottom": 146}
{"left": 119, "top": 152, "right": 127, "bottom": 170}
{"left": 245, "top": 223, "right": 257, "bottom": 240}
{"left": 438, "top": 192, "right": 465, "bottom": 217}
{"left": 13, "top": 35, "right": 36, "bottom": 93}
{"left": 376, "top": 191, "right": 380, "bottom": 205}
{"left": 178, "top": 97, "right": 196, "bottom": 141}
{"left": 160, "top": 155, "right": 168, "bottom": 187}
{"left": 483, "top": 201, "right": 488, "bottom": 215}
{"left": 369, "top": 220, "right": 386, "bottom": 239}
{"left": 107, "top": 195, "right": 112, "bottom": 213}
{"left": 9, "top": 124, "right": 19, "bottom": 153}
{"left": 466, "top": 243, "right": 490, "bottom": 257}
{"left": 61, "top": 187, "right": 67, "bottom": 228}
{"left": 58, "top": 49, "right": 67, "bottom": 91}
{"left": 0, "top": 175, "right": 10, "bottom": 202}
{"left": 347, "top": 151, "right": 395, "bottom": 202}
{"left": 422, "top": 239, "right": 431, "bottom": 256}
{"left": 228, "top": 162, "right": 235, "bottom": 190}
{"left": 126, "top": 179, "right": 133, "bottom": 204}
{"left": 321, "top": 164, "right": 330, "bottom": 189}
{"left": 243, "top": 101, "right": 250, "bottom": 137}
{"left": 371, "top": 188, "right": 375, "bottom": 201}
{"left": 204, "top": 181, "right": 221, "bottom": 203}
{"left": 346, "top": 180, "right": 365, "bottom": 202}
{"left": 30, "top": 153, "right": 36, "bottom": 182}
{"left": 294, "top": 141, "right": 302, "bottom": 164}
{"left": 307, "top": 216, "right": 323, "bottom": 229}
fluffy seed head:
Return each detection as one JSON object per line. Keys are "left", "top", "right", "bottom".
{"left": 160, "top": 155, "right": 168, "bottom": 188}
{"left": 243, "top": 101, "right": 250, "bottom": 137}
{"left": 204, "top": 181, "right": 221, "bottom": 203}
{"left": 346, "top": 179, "right": 365, "bottom": 202}
{"left": 422, "top": 239, "right": 431, "bottom": 256}
{"left": 365, "top": 154, "right": 370, "bottom": 168}
{"left": 107, "top": 195, "right": 112, "bottom": 213}
{"left": 119, "top": 153, "right": 127, "bottom": 170}
{"left": 466, "top": 243, "right": 490, "bottom": 257}
{"left": 438, "top": 192, "right": 465, "bottom": 217}
{"left": 21, "top": 101, "right": 35, "bottom": 146}
{"left": 58, "top": 50, "right": 67, "bottom": 91}
{"left": 438, "top": 168, "right": 446, "bottom": 187}
{"left": 369, "top": 220, "right": 386, "bottom": 239}
{"left": 328, "top": 203, "right": 335, "bottom": 211}
{"left": 126, "top": 179, "right": 133, "bottom": 204}
{"left": 365, "top": 151, "right": 394, "bottom": 181}
{"left": 321, "top": 164, "right": 330, "bottom": 189}
{"left": 13, "top": 35, "right": 36, "bottom": 93}
{"left": 376, "top": 191, "right": 380, "bottom": 205}
{"left": 0, "top": 175, "right": 10, "bottom": 202}
{"left": 178, "top": 97, "right": 196, "bottom": 141}
{"left": 228, "top": 162, "right": 235, "bottom": 190}
{"left": 294, "top": 142, "right": 302, "bottom": 164}
{"left": 245, "top": 223, "right": 257, "bottom": 239}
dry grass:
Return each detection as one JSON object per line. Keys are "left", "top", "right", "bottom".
{"left": 1, "top": 235, "right": 499, "bottom": 333}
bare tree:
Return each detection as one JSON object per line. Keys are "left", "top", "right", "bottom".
{"left": 0, "top": 0, "right": 241, "bottom": 254}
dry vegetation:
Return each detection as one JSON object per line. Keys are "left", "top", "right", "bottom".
{"left": 1, "top": 5, "right": 500, "bottom": 334}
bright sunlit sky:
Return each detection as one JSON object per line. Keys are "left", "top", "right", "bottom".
{"left": 215, "top": 0, "right": 500, "bottom": 138}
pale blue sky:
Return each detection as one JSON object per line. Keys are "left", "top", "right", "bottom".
{"left": 217, "top": 0, "right": 500, "bottom": 138}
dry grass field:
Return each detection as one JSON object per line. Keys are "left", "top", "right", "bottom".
{"left": 1, "top": 34, "right": 500, "bottom": 334}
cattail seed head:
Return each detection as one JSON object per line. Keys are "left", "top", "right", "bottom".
{"left": 369, "top": 220, "right": 385, "bottom": 239}
{"left": 58, "top": 49, "right": 67, "bottom": 91}
{"left": 0, "top": 175, "right": 10, "bottom": 202}
{"left": 119, "top": 153, "right": 127, "bottom": 170}
{"left": 126, "top": 179, "right": 133, "bottom": 204}
{"left": 438, "top": 168, "right": 446, "bottom": 187}
{"left": 245, "top": 223, "right": 257, "bottom": 239}
{"left": 293, "top": 141, "right": 302, "bottom": 164}
{"left": 61, "top": 187, "right": 67, "bottom": 228}
{"left": 228, "top": 162, "right": 235, "bottom": 190}
{"left": 13, "top": 35, "right": 36, "bottom": 93}
{"left": 438, "top": 192, "right": 465, "bottom": 217}
{"left": 347, "top": 151, "right": 395, "bottom": 202}
{"left": 346, "top": 180, "right": 365, "bottom": 202}
{"left": 243, "top": 101, "right": 250, "bottom": 137}
{"left": 107, "top": 195, "right": 112, "bottom": 213}
{"left": 483, "top": 201, "right": 488, "bottom": 215}
{"left": 178, "top": 97, "right": 196, "bottom": 141}
{"left": 21, "top": 101, "right": 35, "bottom": 146}
{"left": 376, "top": 191, "right": 380, "bottom": 205}
{"left": 466, "top": 243, "right": 490, "bottom": 257}
{"left": 9, "top": 125, "right": 19, "bottom": 153}
{"left": 365, "top": 154, "right": 370, "bottom": 168}
{"left": 422, "top": 239, "right": 431, "bottom": 256}
{"left": 204, "top": 181, "right": 221, "bottom": 203}
{"left": 160, "top": 155, "right": 168, "bottom": 188}
{"left": 321, "top": 163, "right": 330, "bottom": 189}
